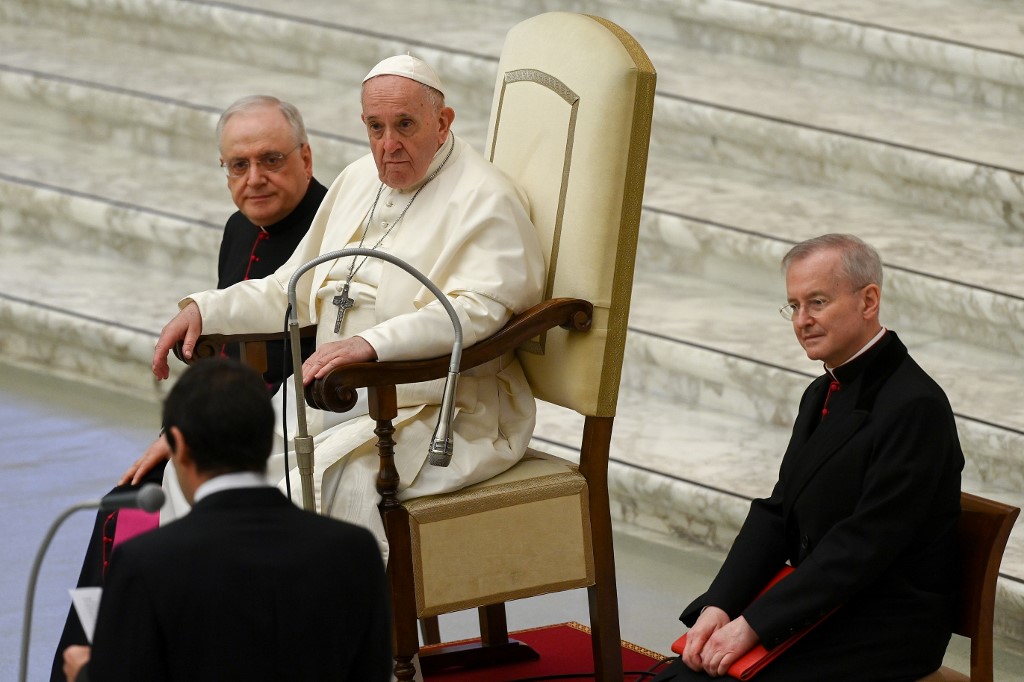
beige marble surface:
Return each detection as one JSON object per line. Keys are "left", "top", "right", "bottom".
{"left": 638, "top": 154, "right": 1024, "bottom": 349}
{"left": 765, "top": 0, "right": 1024, "bottom": 56}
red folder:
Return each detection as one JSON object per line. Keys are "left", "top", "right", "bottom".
{"left": 671, "top": 566, "right": 833, "bottom": 680}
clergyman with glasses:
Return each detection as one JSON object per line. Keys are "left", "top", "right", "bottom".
{"left": 214, "top": 94, "right": 324, "bottom": 391}
{"left": 142, "top": 55, "right": 545, "bottom": 560}
{"left": 654, "top": 234, "right": 963, "bottom": 682}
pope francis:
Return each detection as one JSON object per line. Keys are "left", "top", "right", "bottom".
{"left": 146, "top": 55, "right": 545, "bottom": 557}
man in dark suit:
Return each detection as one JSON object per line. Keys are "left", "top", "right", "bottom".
{"left": 61, "top": 358, "right": 391, "bottom": 682}
{"left": 656, "top": 234, "right": 963, "bottom": 682}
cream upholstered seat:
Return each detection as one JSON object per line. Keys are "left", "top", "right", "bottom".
{"left": 403, "top": 451, "right": 594, "bottom": 617}
{"left": 307, "top": 12, "right": 657, "bottom": 681}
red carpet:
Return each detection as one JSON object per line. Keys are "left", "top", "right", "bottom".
{"left": 422, "top": 621, "right": 672, "bottom": 681}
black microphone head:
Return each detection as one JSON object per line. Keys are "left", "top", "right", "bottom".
{"left": 136, "top": 484, "right": 166, "bottom": 513}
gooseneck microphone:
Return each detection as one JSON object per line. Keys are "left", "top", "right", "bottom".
{"left": 286, "top": 248, "right": 463, "bottom": 512}
{"left": 99, "top": 484, "right": 167, "bottom": 512}
{"left": 19, "top": 484, "right": 166, "bottom": 682}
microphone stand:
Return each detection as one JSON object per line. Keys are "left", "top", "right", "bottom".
{"left": 286, "top": 248, "right": 463, "bottom": 513}
{"left": 19, "top": 483, "right": 166, "bottom": 682}
{"left": 20, "top": 502, "right": 98, "bottom": 682}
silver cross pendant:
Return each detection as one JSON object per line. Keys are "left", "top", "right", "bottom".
{"left": 332, "top": 283, "right": 354, "bottom": 334}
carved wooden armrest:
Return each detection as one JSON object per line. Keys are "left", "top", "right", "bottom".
{"left": 306, "top": 298, "right": 593, "bottom": 412}
{"left": 173, "top": 326, "right": 317, "bottom": 373}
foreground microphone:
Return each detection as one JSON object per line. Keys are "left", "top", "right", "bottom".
{"left": 285, "top": 248, "right": 463, "bottom": 509}
{"left": 19, "top": 483, "right": 166, "bottom": 682}
{"left": 99, "top": 483, "right": 166, "bottom": 512}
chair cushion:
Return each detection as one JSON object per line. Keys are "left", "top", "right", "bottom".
{"left": 403, "top": 449, "right": 595, "bottom": 616}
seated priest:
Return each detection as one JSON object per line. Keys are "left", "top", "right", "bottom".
{"left": 654, "top": 234, "right": 963, "bottom": 682}
{"left": 141, "top": 54, "right": 546, "bottom": 558}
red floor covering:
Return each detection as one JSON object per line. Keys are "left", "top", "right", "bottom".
{"left": 422, "top": 621, "right": 672, "bottom": 681}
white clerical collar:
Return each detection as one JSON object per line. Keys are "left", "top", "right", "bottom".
{"left": 394, "top": 133, "right": 455, "bottom": 195}
{"left": 826, "top": 327, "right": 887, "bottom": 373}
{"left": 193, "top": 471, "right": 270, "bottom": 503}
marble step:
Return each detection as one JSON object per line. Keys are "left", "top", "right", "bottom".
{"left": 0, "top": 230, "right": 198, "bottom": 398}
{"left": 0, "top": 175, "right": 221, "bottom": 282}
{"left": 4, "top": 58, "right": 1022, "bottom": 359}
{"left": 4, "top": 42, "right": 1020, "bottom": 301}
{"left": 637, "top": 154, "right": 1024, "bottom": 358}
{"left": 553, "top": 4, "right": 1024, "bottom": 231}
{"left": 753, "top": 0, "right": 1024, "bottom": 69}
{"left": 619, "top": 3, "right": 1024, "bottom": 230}
{"left": 0, "top": 0, "right": 499, "bottom": 147}
{"left": 5, "top": 0, "right": 1022, "bottom": 230}
{"left": 474, "top": 0, "right": 1024, "bottom": 108}
{"left": 3, "top": 2, "right": 1021, "bottom": 309}
{"left": 616, "top": 308, "right": 1024, "bottom": 495}
{"left": 648, "top": 94, "right": 1023, "bottom": 233}
{"left": 219, "top": 0, "right": 1024, "bottom": 110}
{"left": 0, "top": 59, "right": 377, "bottom": 194}
{"left": 8, "top": 0, "right": 1024, "bottom": 288}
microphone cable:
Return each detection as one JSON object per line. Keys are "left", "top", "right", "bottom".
{"left": 502, "top": 668, "right": 664, "bottom": 681}
{"left": 280, "top": 306, "right": 292, "bottom": 502}
{"left": 488, "top": 653, "right": 673, "bottom": 681}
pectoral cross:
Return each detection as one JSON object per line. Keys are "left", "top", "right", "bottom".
{"left": 333, "top": 283, "right": 354, "bottom": 334}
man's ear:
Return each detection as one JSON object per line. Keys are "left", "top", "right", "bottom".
{"left": 167, "top": 426, "right": 192, "bottom": 466}
{"left": 300, "top": 142, "right": 313, "bottom": 179}
{"left": 861, "top": 283, "right": 881, "bottom": 319}
{"left": 438, "top": 106, "right": 455, "bottom": 141}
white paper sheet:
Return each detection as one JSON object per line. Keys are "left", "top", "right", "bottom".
{"left": 69, "top": 587, "right": 103, "bottom": 644}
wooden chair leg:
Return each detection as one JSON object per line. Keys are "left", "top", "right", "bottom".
{"left": 381, "top": 504, "right": 418, "bottom": 681}
{"left": 479, "top": 603, "right": 509, "bottom": 645}
{"left": 371, "top": 386, "right": 418, "bottom": 681}
{"left": 383, "top": 508, "right": 418, "bottom": 682}
{"left": 588, "top": 580, "right": 624, "bottom": 682}
{"left": 420, "top": 616, "right": 441, "bottom": 645}
{"left": 582, "top": 416, "right": 624, "bottom": 681}
{"left": 418, "top": 602, "right": 538, "bottom": 674}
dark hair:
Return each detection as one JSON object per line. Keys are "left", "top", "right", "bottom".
{"left": 161, "top": 358, "right": 275, "bottom": 475}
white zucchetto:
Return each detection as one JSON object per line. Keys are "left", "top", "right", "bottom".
{"left": 362, "top": 55, "right": 445, "bottom": 96}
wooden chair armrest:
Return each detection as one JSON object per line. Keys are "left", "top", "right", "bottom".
{"left": 306, "top": 297, "right": 592, "bottom": 412}
{"left": 173, "top": 326, "right": 318, "bottom": 365}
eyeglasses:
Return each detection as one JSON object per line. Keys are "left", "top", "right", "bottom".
{"left": 221, "top": 144, "right": 301, "bottom": 178}
{"left": 779, "top": 285, "right": 869, "bottom": 321}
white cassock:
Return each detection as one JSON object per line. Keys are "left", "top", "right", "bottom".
{"left": 161, "top": 134, "right": 546, "bottom": 557}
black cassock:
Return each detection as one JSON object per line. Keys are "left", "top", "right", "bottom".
{"left": 656, "top": 333, "right": 963, "bottom": 682}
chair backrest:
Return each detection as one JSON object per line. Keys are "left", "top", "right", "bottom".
{"left": 485, "top": 12, "right": 656, "bottom": 418}
{"left": 956, "top": 491, "right": 1019, "bottom": 681}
